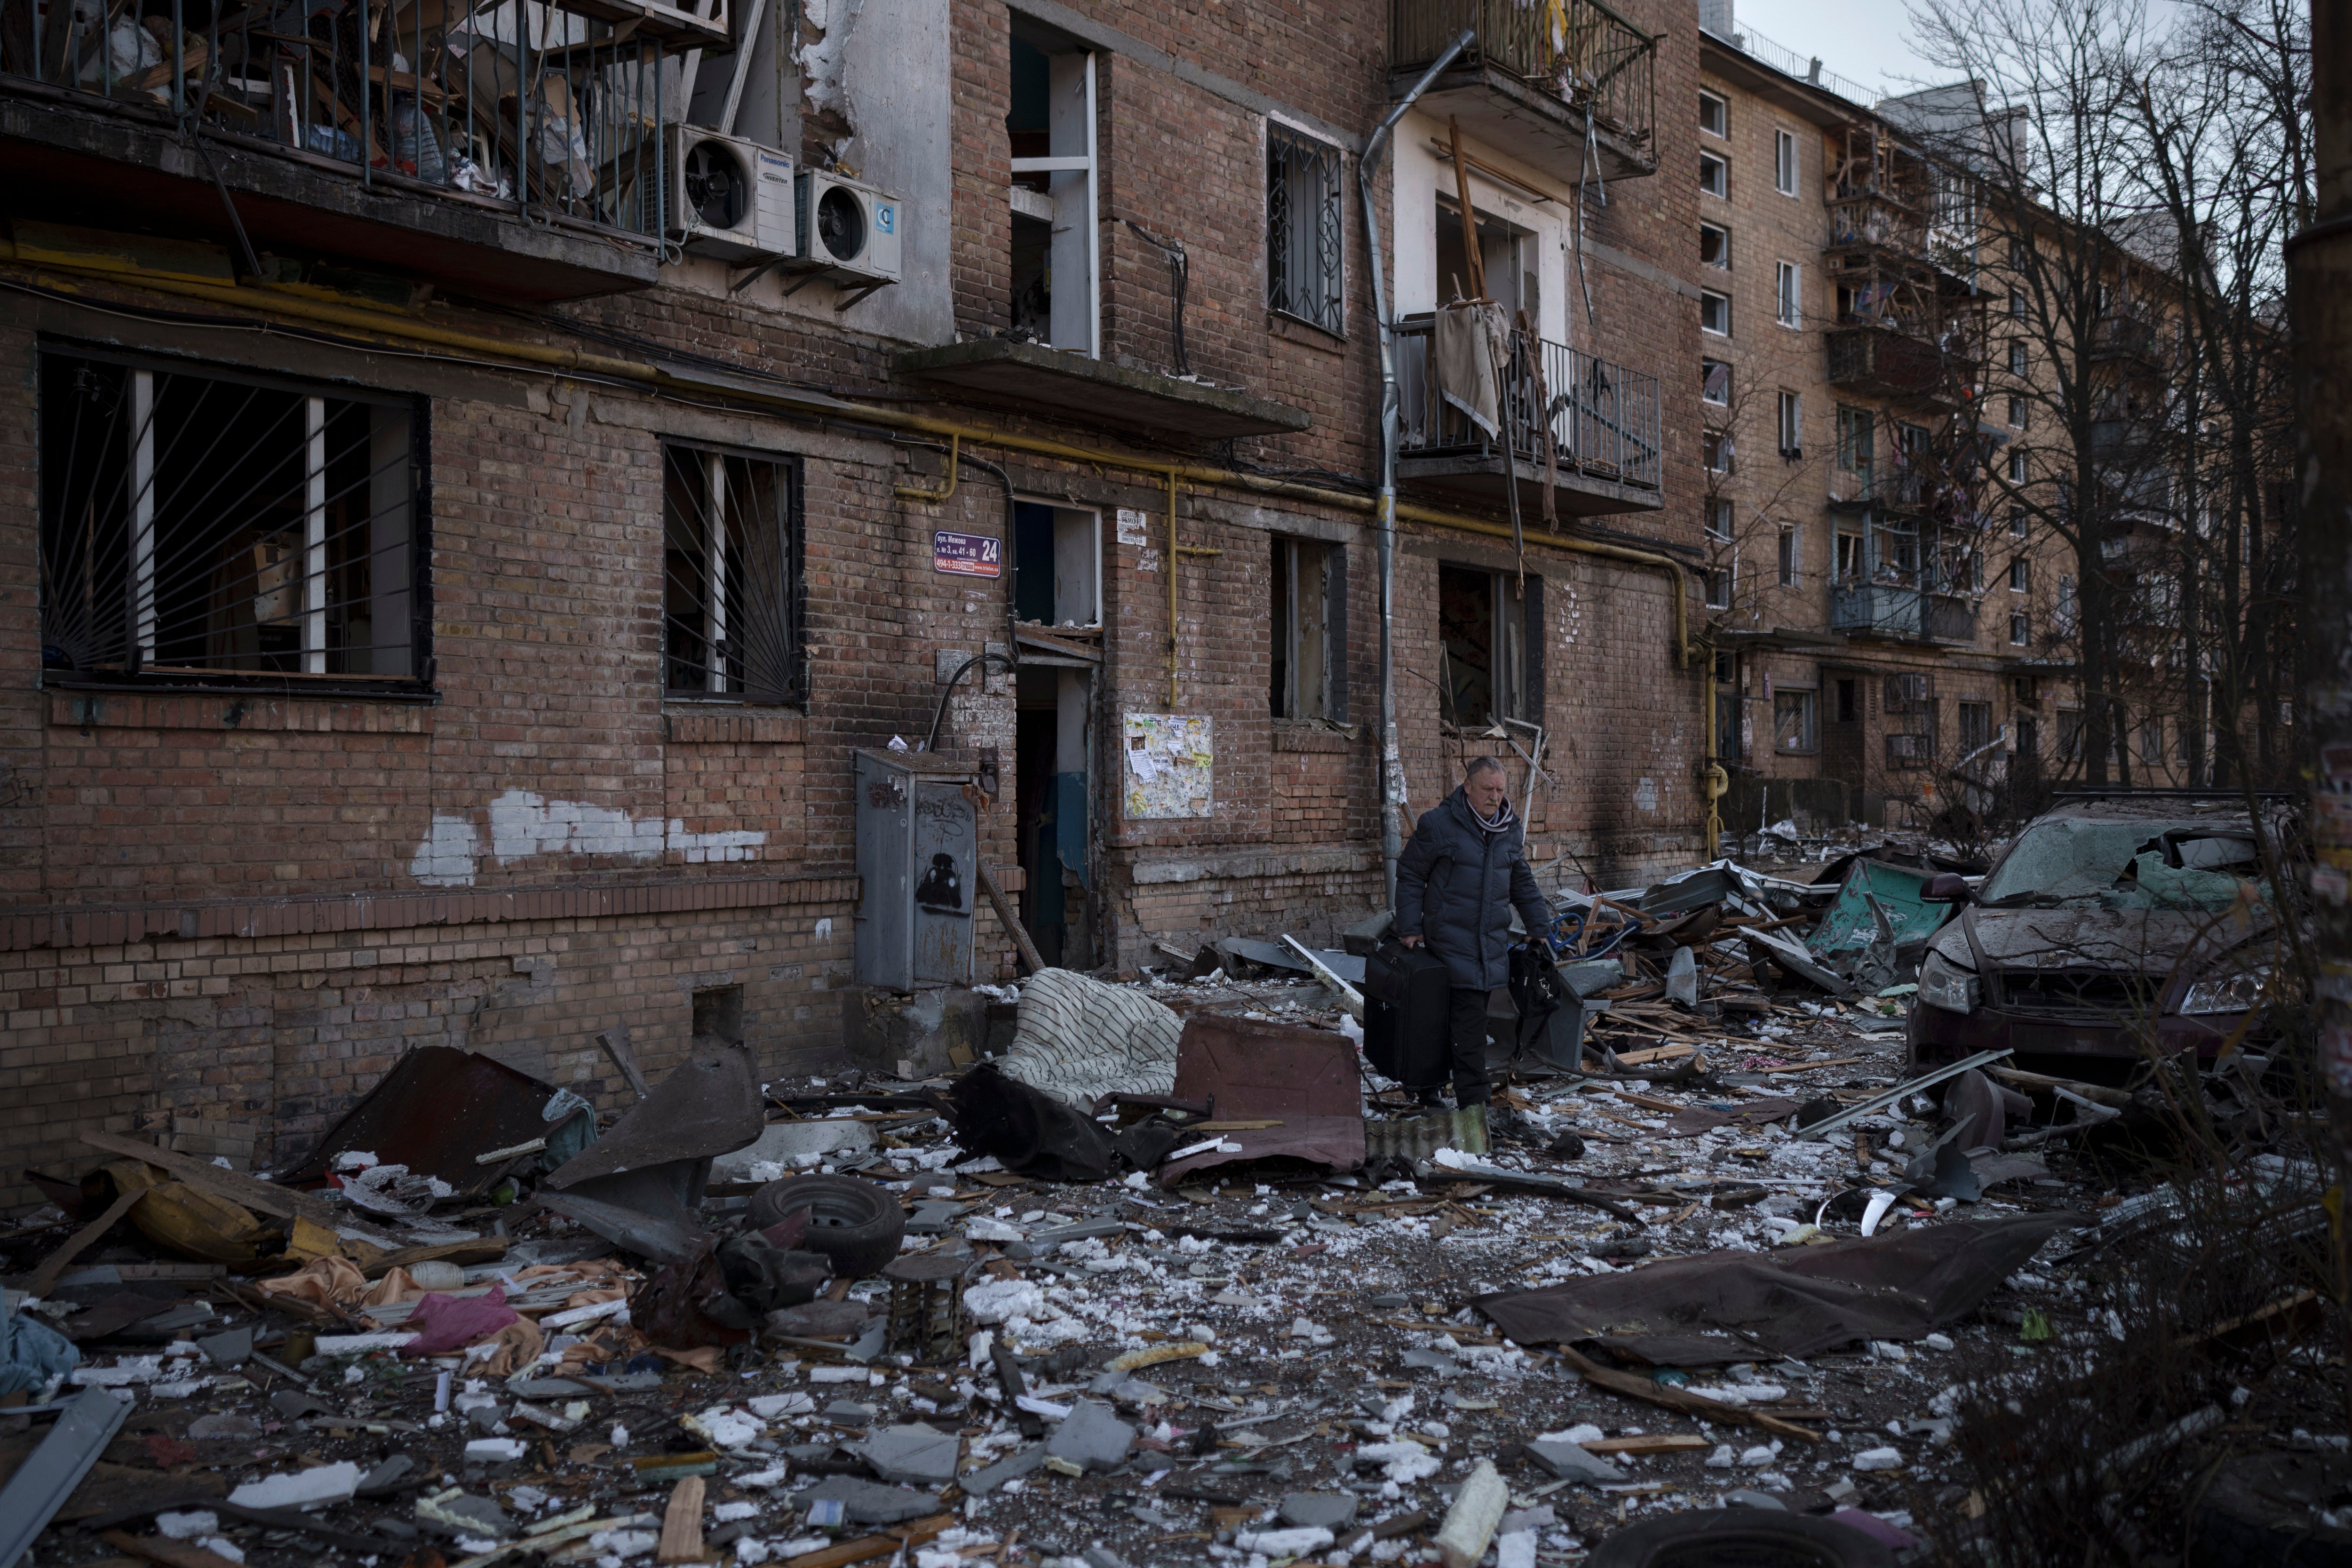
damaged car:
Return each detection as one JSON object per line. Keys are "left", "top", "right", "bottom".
{"left": 1907, "top": 792, "right": 2299, "bottom": 1084}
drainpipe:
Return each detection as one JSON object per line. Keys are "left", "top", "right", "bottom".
{"left": 1361, "top": 28, "right": 1473, "bottom": 907}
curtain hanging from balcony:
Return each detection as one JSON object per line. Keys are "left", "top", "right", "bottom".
{"left": 1435, "top": 299, "right": 1506, "bottom": 439}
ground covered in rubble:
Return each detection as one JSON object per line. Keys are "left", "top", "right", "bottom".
{"left": 15, "top": 967, "right": 2337, "bottom": 1568}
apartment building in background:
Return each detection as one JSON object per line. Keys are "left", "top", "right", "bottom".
{"left": 0, "top": 0, "right": 1706, "bottom": 1204}
{"left": 1692, "top": 7, "right": 2078, "bottom": 834}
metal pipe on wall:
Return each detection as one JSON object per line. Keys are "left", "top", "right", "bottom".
{"left": 1359, "top": 28, "right": 1474, "bottom": 907}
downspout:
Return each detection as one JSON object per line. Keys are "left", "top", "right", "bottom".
{"left": 1360, "top": 28, "right": 1474, "bottom": 907}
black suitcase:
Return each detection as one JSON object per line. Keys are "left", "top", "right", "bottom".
{"left": 1363, "top": 937, "right": 1453, "bottom": 1087}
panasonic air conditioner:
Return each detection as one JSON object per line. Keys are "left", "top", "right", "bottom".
{"left": 796, "top": 169, "right": 904, "bottom": 286}
{"left": 666, "top": 127, "right": 795, "bottom": 263}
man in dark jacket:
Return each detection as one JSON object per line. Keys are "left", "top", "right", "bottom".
{"left": 1395, "top": 756, "right": 1552, "bottom": 1108}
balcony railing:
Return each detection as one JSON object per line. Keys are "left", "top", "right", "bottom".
{"left": 1831, "top": 584, "right": 1977, "bottom": 643}
{"left": 1392, "top": 0, "right": 1655, "bottom": 153}
{"left": 0, "top": 0, "right": 699, "bottom": 249}
{"left": 1828, "top": 465, "right": 1934, "bottom": 513}
{"left": 1394, "top": 318, "right": 1661, "bottom": 493}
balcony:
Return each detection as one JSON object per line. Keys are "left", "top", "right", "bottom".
{"left": 1391, "top": 0, "right": 1657, "bottom": 183}
{"left": 1393, "top": 316, "right": 1662, "bottom": 517}
{"left": 1828, "top": 192, "right": 1928, "bottom": 262}
{"left": 0, "top": 0, "right": 713, "bottom": 301}
{"left": 1827, "top": 465, "right": 1933, "bottom": 515}
{"left": 2091, "top": 310, "right": 2168, "bottom": 370}
{"left": 1830, "top": 584, "right": 1978, "bottom": 644}
{"left": 1826, "top": 324, "right": 1960, "bottom": 401}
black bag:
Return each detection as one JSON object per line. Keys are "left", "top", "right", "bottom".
{"left": 1364, "top": 937, "right": 1453, "bottom": 1088}
{"left": 1507, "top": 941, "right": 1568, "bottom": 1057}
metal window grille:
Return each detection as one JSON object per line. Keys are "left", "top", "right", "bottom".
{"left": 1267, "top": 123, "right": 1343, "bottom": 334}
{"left": 661, "top": 444, "right": 803, "bottom": 704}
{"left": 37, "top": 350, "right": 426, "bottom": 686}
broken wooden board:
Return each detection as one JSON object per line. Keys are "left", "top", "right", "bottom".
{"left": 78, "top": 1131, "right": 399, "bottom": 1245}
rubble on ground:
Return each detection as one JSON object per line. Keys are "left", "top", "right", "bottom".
{"left": 0, "top": 846, "right": 2333, "bottom": 1568}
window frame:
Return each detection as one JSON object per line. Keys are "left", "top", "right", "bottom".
{"left": 1699, "top": 88, "right": 1728, "bottom": 138}
{"left": 1707, "top": 497, "right": 1734, "bottom": 540}
{"left": 1269, "top": 533, "right": 1347, "bottom": 721}
{"left": 1776, "top": 389, "right": 1803, "bottom": 456}
{"left": 1437, "top": 562, "right": 1539, "bottom": 728}
{"left": 1700, "top": 221, "right": 1731, "bottom": 271}
{"left": 2008, "top": 339, "right": 2028, "bottom": 375}
{"left": 1701, "top": 358, "right": 1732, "bottom": 406}
{"left": 35, "top": 343, "right": 432, "bottom": 694}
{"left": 1703, "top": 430, "right": 1734, "bottom": 475}
{"left": 2009, "top": 557, "right": 2030, "bottom": 593}
{"left": 1774, "top": 686, "right": 1818, "bottom": 753}
{"left": 1704, "top": 564, "right": 1734, "bottom": 610}
{"left": 1266, "top": 119, "right": 1345, "bottom": 337}
{"left": 1008, "top": 35, "right": 1100, "bottom": 356}
{"left": 1778, "top": 526, "right": 1801, "bottom": 588}
{"left": 1700, "top": 287, "right": 1732, "bottom": 336}
{"left": 660, "top": 439, "right": 807, "bottom": 707}
{"left": 1773, "top": 127, "right": 1798, "bottom": 196}
{"left": 1699, "top": 150, "right": 1728, "bottom": 199}
{"left": 1775, "top": 261, "right": 1802, "bottom": 328}
{"left": 2009, "top": 611, "right": 2030, "bottom": 645}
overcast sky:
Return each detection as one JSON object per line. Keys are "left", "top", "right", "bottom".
{"left": 1721, "top": 0, "right": 1948, "bottom": 100}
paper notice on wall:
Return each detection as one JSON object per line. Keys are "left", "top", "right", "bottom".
{"left": 1116, "top": 508, "right": 1152, "bottom": 546}
{"left": 1123, "top": 714, "right": 1213, "bottom": 820}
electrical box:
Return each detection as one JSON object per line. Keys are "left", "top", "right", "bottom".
{"left": 854, "top": 749, "right": 977, "bottom": 991}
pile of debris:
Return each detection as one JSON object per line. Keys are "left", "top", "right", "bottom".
{"left": 0, "top": 853, "right": 2334, "bottom": 1568}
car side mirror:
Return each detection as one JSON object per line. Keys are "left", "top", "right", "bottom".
{"left": 1922, "top": 872, "right": 1972, "bottom": 903}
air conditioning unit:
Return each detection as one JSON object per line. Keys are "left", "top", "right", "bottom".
{"left": 797, "top": 169, "right": 903, "bottom": 287}
{"left": 665, "top": 127, "right": 795, "bottom": 262}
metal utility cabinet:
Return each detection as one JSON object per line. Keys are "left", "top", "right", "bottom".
{"left": 854, "top": 749, "right": 979, "bottom": 991}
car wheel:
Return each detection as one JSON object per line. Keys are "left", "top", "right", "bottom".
{"left": 747, "top": 1174, "right": 906, "bottom": 1279}
{"left": 1589, "top": 1510, "right": 1896, "bottom": 1568}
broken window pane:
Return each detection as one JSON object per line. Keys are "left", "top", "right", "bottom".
{"left": 1774, "top": 689, "right": 1817, "bottom": 753}
{"left": 1268, "top": 123, "right": 1343, "bottom": 334}
{"left": 662, "top": 444, "right": 801, "bottom": 703}
{"left": 1438, "top": 563, "right": 1524, "bottom": 728}
{"left": 1271, "top": 536, "right": 1341, "bottom": 720}
{"left": 37, "top": 351, "right": 422, "bottom": 684}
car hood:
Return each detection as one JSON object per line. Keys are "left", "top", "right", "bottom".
{"left": 1947, "top": 899, "right": 2272, "bottom": 975}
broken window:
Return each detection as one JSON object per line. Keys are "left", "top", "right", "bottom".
{"left": 1008, "top": 29, "right": 1097, "bottom": 353}
{"left": 1774, "top": 689, "right": 1817, "bottom": 752}
{"left": 1703, "top": 430, "right": 1733, "bottom": 473}
{"left": 1700, "top": 150, "right": 1727, "bottom": 198}
{"left": 1958, "top": 700, "right": 1994, "bottom": 756}
{"left": 1435, "top": 199, "right": 1537, "bottom": 314}
{"left": 661, "top": 443, "right": 802, "bottom": 702}
{"left": 1701, "top": 358, "right": 1731, "bottom": 405}
{"left": 1778, "top": 527, "right": 1801, "bottom": 587}
{"left": 1776, "top": 261, "right": 1801, "bottom": 327}
{"left": 1437, "top": 563, "right": 1536, "bottom": 728}
{"left": 1775, "top": 128, "right": 1798, "bottom": 195}
{"left": 1267, "top": 122, "right": 1343, "bottom": 334}
{"left": 1270, "top": 536, "right": 1346, "bottom": 721}
{"left": 1699, "top": 89, "right": 1727, "bottom": 137}
{"left": 37, "top": 350, "right": 424, "bottom": 686}
{"left": 1835, "top": 531, "right": 1864, "bottom": 581}
{"left": 1704, "top": 565, "right": 1733, "bottom": 610}
{"left": 1700, "top": 222, "right": 1730, "bottom": 270}
{"left": 1836, "top": 405, "right": 1874, "bottom": 477}
{"left": 2010, "top": 612, "right": 2030, "bottom": 645}
{"left": 1700, "top": 288, "right": 1731, "bottom": 336}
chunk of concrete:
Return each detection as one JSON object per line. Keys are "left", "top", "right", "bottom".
{"left": 961, "top": 1443, "right": 1046, "bottom": 1495}
{"left": 509, "top": 1377, "right": 594, "bottom": 1399}
{"left": 823, "top": 1401, "right": 878, "bottom": 1426}
{"left": 228, "top": 1461, "right": 362, "bottom": 1511}
{"left": 1278, "top": 1493, "right": 1359, "bottom": 1530}
{"left": 357, "top": 1455, "right": 417, "bottom": 1496}
{"left": 1044, "top": 1401, "right": 1134, "bottom": 1474}
{"left": 416, "top": 1488, "right": 513, "bottom": 1539}
{"left": 1400, "top": 1348, "right": 1462, "bottom": 1377}
{"left": 793, "top": 1475, "right": 940, "bottom": 1526}
{"left": 1029, "top": 1218, "right": 1126, "bottom": 1246}
{"left": 860, "top": 1425, "right": 961, "bottom": 1488}
{"left": 1665, "top": 946, "right": 1699, "bottom": 1006}
{"left": 712, "top": 1120, "right": 879, "bottom": 1182}
{"left": 904, "top": 1202, "right": 966, "bottom": 1237}
{"left": 196, "top": 1327, "right": 254, "bottom": 1369}
{"left": 1524, "top": 1441, "right": 1624, "bottom": 1485}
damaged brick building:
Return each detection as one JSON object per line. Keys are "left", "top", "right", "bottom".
{"left": 0, "top": 0, "right": 1709, "bottom": 1203}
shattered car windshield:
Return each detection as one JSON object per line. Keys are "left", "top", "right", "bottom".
{"left": 1979, "top": 820, "right": 2180, "bottom": 904}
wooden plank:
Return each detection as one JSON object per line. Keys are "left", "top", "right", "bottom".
{"left": 976, "top": 861, "right": 1046, "bottom": 976}
{"left": 79, "top": 1130, "right": 397, "bottom": 1242}
{"left": 25, "top": 1189, "right": 143, "bottom": 1297}
{"left": 770, "top": 1514, "right": 956, "bottom": 1568}
{"left": 1578, "top": 1433, "right": 1711, "bottom": 1455}
{"left": 102, "top": 1534, "right": 244, "bottom": 1568}
{"left": 654, "top": 1477, "right": 704, "bottom": 1564}
{"left": 596, "top": 1025, "right": 652, "bottom": 1101}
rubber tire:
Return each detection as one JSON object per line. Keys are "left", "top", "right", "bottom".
{"left": 747, "top": 1174, "right": 906, "bottom": 1279}
{"left": 1588, "top": 1509, "right": 1895, "bottom": 1568}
